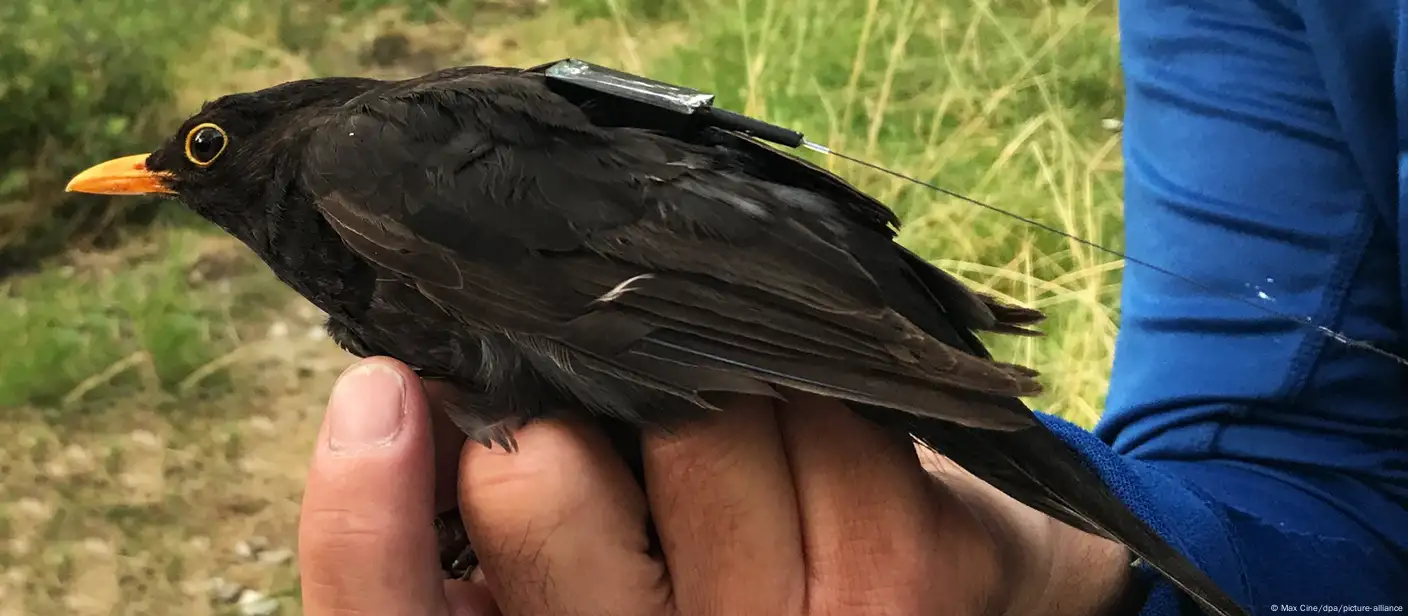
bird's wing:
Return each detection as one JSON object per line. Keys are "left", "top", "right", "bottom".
{"left": 296, "top": 70, "right": 1249, "bottom": 616}
{"left": 296, "top": 69, "right": 1038, "bottom": 430}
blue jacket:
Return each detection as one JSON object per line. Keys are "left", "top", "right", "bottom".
{"left": 1036, "top": 1, "right": 1408, "bottom": 613}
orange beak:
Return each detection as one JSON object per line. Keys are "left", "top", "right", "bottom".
{"left": 65, "top": 154, "right": 175, "bottom": 195}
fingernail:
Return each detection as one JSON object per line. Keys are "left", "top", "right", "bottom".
{"left": 328, "top": 363, "right": 407, "bottom": 453}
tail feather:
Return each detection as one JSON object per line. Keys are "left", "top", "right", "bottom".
{"left": 873, "top": 405, "right": 1248, "bottom": 616}
{"left": 978, "top": 294, "right": 1046, "bottom": 336}
{"left": 868, "top": 229, "right": 1245, "bottom": 615}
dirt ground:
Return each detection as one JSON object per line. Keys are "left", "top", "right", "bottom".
{"left": 2, "top": 247, "right": 351, "bottom": 615}
{"left": 1, "top": 13, "right": 690, "bottom": 615}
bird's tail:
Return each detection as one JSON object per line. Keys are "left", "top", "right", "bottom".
{"left": 866, "top": 405, "right": 1249, "bottom": 616}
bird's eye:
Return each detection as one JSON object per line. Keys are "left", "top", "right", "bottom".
{"left": 184, "top": 123, "right": 228, "bottom": 166}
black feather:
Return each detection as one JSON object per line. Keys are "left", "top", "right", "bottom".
{"left": 119, "top": 64, "right": 1248, "bottom": 616}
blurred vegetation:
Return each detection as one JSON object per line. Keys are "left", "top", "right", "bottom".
{"left": 3, "top": 0, "right": 1129, "bottom": 613}
{"left": 0, "top": 1, "right": 185, "bottom": 272}
{"left": 0, "top": 229, "right": 291, "bottom": 410}
{"left": 1, "top": 0, "right": 1127, "bottom": 418}
{"left": 0, "top": 0, "right": 440, "bottom": 272}
{"left": 639, "top": 0, "right": 1126, "bottom": 419}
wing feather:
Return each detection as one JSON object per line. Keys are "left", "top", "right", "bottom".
{"left": 298, "top": 70, "right": 1040, "bottom": 431}
{"left": 289, "top": 67, "right": 1246, "bottom": 616}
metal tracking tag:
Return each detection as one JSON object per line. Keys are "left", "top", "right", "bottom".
{"left": 544, "top": 59, "right": 716, "bottom": 115}
{"left": 542, "top": 58, "right": 807, "bottom": 148}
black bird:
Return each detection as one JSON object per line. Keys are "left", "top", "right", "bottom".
{"left": 67, "top": 63, "right": 1246, "bottom": 616}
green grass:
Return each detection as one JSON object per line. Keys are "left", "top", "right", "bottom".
{"left": 1, "top": 1, "right": 1129, "bottom": 613}
{"left": 626, "top": 0, "right": 1127, "bottom": 421}
{"left": 0, "top": 230, "right": 288, "bottom": 412}
{"left": 0, "top": 0, "right": 275, "bottom": 270}
{"left": 0, "top": 2, "right": 688, "bottom": 417}
{"left": 3, "top": 0, "right": 1127, "bottom": 423}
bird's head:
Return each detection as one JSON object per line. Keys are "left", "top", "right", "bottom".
{"left": 66, "top": 77, "right": 393, "bottom": 314}
{"left": 65, "top": 77, "right": 382, "bottom": 244}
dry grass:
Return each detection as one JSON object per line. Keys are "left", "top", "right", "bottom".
{"left": 626, "top": 0, "right": 1125, "bottom": 421}
{"left": 1, "top": 355, "right": 338, "bottom": 616}
{"left": 2, "top": 0, "right": 1125, "bottom": 613}
{"left": 1, "top": 7, "right": 706, "bottom": 616}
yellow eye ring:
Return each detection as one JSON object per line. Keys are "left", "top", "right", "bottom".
{"left": 184, "top": 122, "right": 229, "bottom": 167}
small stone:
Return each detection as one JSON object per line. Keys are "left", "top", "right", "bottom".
{"left": 43, "top": 460, "right": 69, "bottom": 478}
{"left": 129, "top": 429, "right": 161, "bottom": 449}
{"left": 235, "top": 536, "right": 269, "bottom": 560}
{"left": 237, "top": 458, "right": 267, "bottom": 474}
{"left": 80, "top": 538, "right": 113, "bottom": 556}
{"left": 208, "top": 577, "right": 244, "bottom": 604}
{"left": 5, "top": 567, "right": 28, "bottom": 584}
{"left": 257, "top": 548, "right": 294, "bottom": 566}
{"left": 247, "top": 415, "right": 276, "bottom": 434}
{"left": 234, "top": 540, "right": 257, "bottom": 561}
{"left": 15, "top": 497, "right": 52, "bottom": 520}
{"left": 63, "top": 444, "right": 95, "bottom": 468}
{"left": 267, "top": 321, "right": 291, "bottom": 339}
{"left": 236, "top": 589, "right": 280, "bottom": 616}
{"left": 1099, "top": 117, "right": 1124, "bottom": 132}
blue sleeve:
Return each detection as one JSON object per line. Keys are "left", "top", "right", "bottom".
{"left": 1039, "top": 0, "right": 1408, "bottom": 613}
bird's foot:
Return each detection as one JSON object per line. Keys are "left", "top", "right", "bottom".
{"left": 434, "top": 508, "right": 478, "bottom": 579}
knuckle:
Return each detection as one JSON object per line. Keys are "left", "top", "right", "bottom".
{"left": 300, "top": 577, "right": 381, "bottom": 616}
{"left": 811, "top": 526, "right": 996, "bottom": 616}
{"left": 808, "top": 522, "right": 946, "bottom": 616}
{"left": 297, "top": 506, "right": 408, "bottom": 616}
{"left": 645, "top": 421, "right": 753, "bottom": 479}
{"left": 811, "top": 561, "right": 931, "bottom": 616}
{"left": 812, "top": 586, "right": 928, "bottom": 616}
{"left": 300, "top": 505, "right": 388, "bottom": 558}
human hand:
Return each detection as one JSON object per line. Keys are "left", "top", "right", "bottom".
{"left": 298, "top": 356, "right": 1132, "bottom": 616}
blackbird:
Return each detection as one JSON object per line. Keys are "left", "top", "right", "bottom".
{"left": 67, "top": 62, "right": 1246, "bottom": 616}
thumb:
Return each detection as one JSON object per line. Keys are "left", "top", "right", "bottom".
{"left": 299, "top": 357, "right": 447, "bottom": 616}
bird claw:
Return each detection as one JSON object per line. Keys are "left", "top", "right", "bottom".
{"left": 434, "top": 509, "right": 478, "bottom": 580}
{"left": 448, "top": 544, "right": 480, "bottom": 580}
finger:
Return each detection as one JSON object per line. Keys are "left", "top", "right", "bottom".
{"left": 444, "top": 577, "right": 501, "bottom": 616}
{"left": 299, "top": 357, "right": 446, "bottom": 616}
{"left": 913, "top": 445, "right": 1094, "bottom": 616}
{"left": 641, "top": 396, "right": 806, "bottom": 615}
{"left": 458, "top": 418, "right": 670, "bottom": 616}
{"left": 777, "top": 394, "right": 986, "bottom": 614}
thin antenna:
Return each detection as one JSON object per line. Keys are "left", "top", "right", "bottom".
{"left": 537, "top": 58, "right": 1408, "bottom": 368}
{"left": 801, "top": 140, "right": 1408, "bottom": 368}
